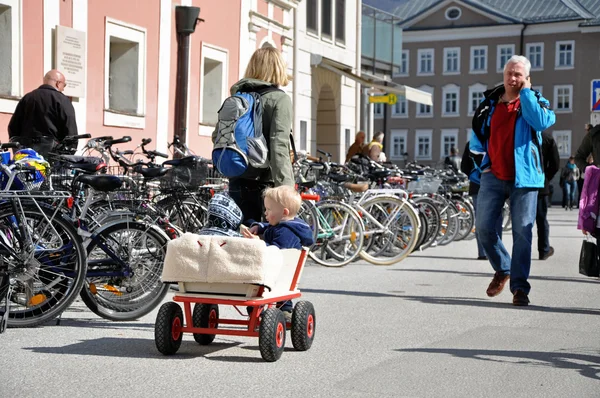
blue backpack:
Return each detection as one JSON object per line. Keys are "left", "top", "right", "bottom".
{"left": 212, "top": 86, "right": 281, "bottom": 178}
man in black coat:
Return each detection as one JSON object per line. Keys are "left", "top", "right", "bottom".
{"left": 537, "top": 131, "right": 560, "bottom": 260}
{"left": 8, "top": 69, "right": 78, "bottom": 156}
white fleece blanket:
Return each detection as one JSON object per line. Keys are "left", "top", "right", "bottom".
{"left": 161, "top": 233, "right": 285, "bottom": 288}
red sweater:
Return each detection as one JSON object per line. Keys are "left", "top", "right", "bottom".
{"left": 489, "top": 98, "right": 520, "bottom": 181}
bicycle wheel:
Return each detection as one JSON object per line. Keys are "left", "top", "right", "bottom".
{"left": 412, "top": 196, "right": 441, "bottom": 251}
{"left": 0, "top": 204, "right": 87, "bottom": 328}
{"left": 453, "top": 198, "right": 475, "bottom": 241}
{"left": 308, "top": 201, "right": 364, "bottom": 267}
{"left": 436, "top": 202, "right": 460, "bottom": 246}
{"left": 297, "top": 200, "right": 319, "bottom": 245}
{"left": 80, "top": 219, "right": 169, "bottom": 321}
{"left": 359, "top": 195, "right": 420, "bottom": 265}
{"left": 155, "top": 195, "right": 208, "bottom": 233}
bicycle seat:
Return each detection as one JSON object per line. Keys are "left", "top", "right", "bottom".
{"left": 163, "top": 156, "right": 198, "bottom": 166}
{"left": 369, "top": 169, "right": 391, "bottom": 179}
{"left": 56, "top": 155, "right": 105, "bottom": 173}
{"left": 77, "top": 175, "right": 123, "bottom": 192}
{"left": 134, "top": 165, "right": 169, "bottom": 179}
{"left": 298, "top": 180, "right": 316, "bottom": 189}
{"left": 328, "top": 174, "right": 351, "bottom": 183}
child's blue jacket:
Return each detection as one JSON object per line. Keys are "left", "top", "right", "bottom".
{"left": 252, "top": 218, "right": 314, "bottom": 250}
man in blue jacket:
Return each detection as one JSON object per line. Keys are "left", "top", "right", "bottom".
{"left": 469, "top": 55, "right": 556, "bottom": 306}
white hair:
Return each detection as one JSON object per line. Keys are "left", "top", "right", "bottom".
{"left": 503, "top": 55, "right": 531, "bottom": 76}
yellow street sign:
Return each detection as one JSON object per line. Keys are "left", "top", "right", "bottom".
{"left": 369, "top": 93, "right": 397, "bottom": 105}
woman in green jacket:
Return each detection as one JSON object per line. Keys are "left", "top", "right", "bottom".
{"left": 213, "top": 46, "right": 294, "bottom": 224}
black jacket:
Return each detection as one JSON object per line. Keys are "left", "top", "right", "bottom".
{"left": 539, "top": 131, "right": 560, "bottom": 196}
{"left": 461, "top": 141, "right": 479, "bottom": 196}
{"left": 8, "top": 84, "right": 78, "bottom": 144}
{"left": 574, "top": 124, "right": 600, "bottom": 172}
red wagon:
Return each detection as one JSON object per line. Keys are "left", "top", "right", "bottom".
{"left": 154, "top": 234, "right": 315, "bottom": 362}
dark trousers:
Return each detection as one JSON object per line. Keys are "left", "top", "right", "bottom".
{"left": 228, "top": 178, "right": 272, "bottom": 225}
{"left": 536, "top": 195, "right": 550, "bottom": 256}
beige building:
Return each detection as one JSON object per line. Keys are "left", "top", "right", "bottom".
{"left": 365, "top": 0, "right": 600, "bottom": 168}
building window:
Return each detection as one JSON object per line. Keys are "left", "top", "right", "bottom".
{"left": 300, "top": 120, "right": 308, "bottom": 151}
{"left": 321, "top": 0, "right": 332, "bottom": 38}
{"left": 442, "top": 84, "right": 460, "bottom": 117}
{"left": 470, "top": 45, "right": 487, "bottom": 73}
{"left": 335, "top": 0, "right": 345, "bottom": 43}
{"left": 441, "top": 129, "right": 458, "bottom": 158}
{"left": 554, "top": 85, "right": 573, "bottom": 113}
{"left": 555, "top": 40, "right": 574, "bottom": 69}
{"left": 345, "top": 128, "right": 351, "bottom": 149}
{"left": 415, "top": 129, "right": 432, "bottom": 160}
{"left": 391, "top": 96, "right": 407, "bottom": 118}
{"left": 468, "top": 83, "right": 486, "bottom": 116}
{"left": 497, "top": 44, "right": 515, "bottom": 72}
{"left": 416, "top": 85, "right": 433, "bottom": 118}
{"left": 390, "top": 129, "right": 407, "bottom": 160}
{"left": 553, "top": 131, "right": 571, "bottom": 158}
{"left": 199, "top": 44, "right": 228, "bottom": 135}
{"left": 445, "top": 7, "right": 462, "bottom": 20}
{"left": 0, "top": 0, "right": 22, "bottom": 109}
{"left": 104, "top": 18, "right": 147, "bottom": 129}
{"left": 394, "top": 49, "right": 409, "bottom": 77}
{"left": 443, "top": 47, "right": 460, "bottom": 74}
{"left": 532, "top": 85, "right": 543, "bottom": 95}
{"left": 417, "top": 49, "right": 434, "bottom": 76}
{"left": 307, "top": 0, "right": 318, "bottom": 34}
{"left": 526, "top": 43, "right": 544, "bottom": 70}
{"left": 373, "top": 95, "right": 384, "bottom": 119}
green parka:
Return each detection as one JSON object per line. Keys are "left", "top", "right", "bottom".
{"left": 212, "top": 78, "right": 294, "bottom": 187}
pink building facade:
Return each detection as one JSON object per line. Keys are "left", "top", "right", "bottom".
{"left": 0, "top": 0, "right": 297, "bottom": 158}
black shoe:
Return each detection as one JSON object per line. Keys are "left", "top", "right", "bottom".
{"left": 513, "top": 290, "right": 530, "bottom": 306}
{"left": 539, "top": 247, "right": 554, "bottom": 260}
{"left": 477, "top": 256, "right": 488, "bottom": 260}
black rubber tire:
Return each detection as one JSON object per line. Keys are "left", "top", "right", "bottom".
{"left": 259, "top": 308, "right": 286, "bottom": 362}
{"left": 192, "top": 303, "right": 218, "bottom": 345}
{"left": 155, "top": 302, "right": 183, "bottom": 355}
{"left": 291, "top": 301, "right": 316, "bottom": 351}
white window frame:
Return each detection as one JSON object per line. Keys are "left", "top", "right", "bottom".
{"left": 415, "top": 129, "right": 433, "bottom": 160}
{"left": 391, "top": 96, "right": 408, "bottom": 118}
{"left": 0, "top": 0, "right": 23, "bottom": 114}
{"left": 443, "top": 47, "right": 460, "bottom": 75}
{"left": 199, "top": 43, "right": 229, "bottom": 136}
{"left": 440, "top": 129, "right": 459, "bottom": 159}
{"left": 555, "top": 40, "right": 575, "bottom": 70}
{"left": 103, "top": 18, "right": 147, "bottom": 129}
{"left": 373, "top": 100, "right": 384, "bottom": 119}
{"left": 442, "top": 84, "right": 460, "bottom": 117}
{"left": 417, "top": 48, "right": 434, "bottom": 76}
{"left": 553, "top": 130, "right": 572, "bottom": 159}
{"left": 496, "top": 44, "right": 515, "bottom": 73}
{"left": 469, "top": 45, "right": 487, "bottom": 74}
{"left": 389, "top": 129, "right": 408, "bottom": 160}
{"left": 532, "top": 85, "right": 543, "bottom": 95}
{"left": 468, "top": 83, "right": 486, "bottom": 116}
{"left": 416, "top": 85, "right": 433, "bottom": 118}
{"left": 553, "top": 84, "right": 573, "bottom": 113}
{"left": 526, "top": 42, "right": 544, "bottom": 71}
{"left": 393, "top": 49, "right": 409, "bottom": 77}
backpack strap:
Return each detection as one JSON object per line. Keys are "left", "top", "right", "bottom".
{"left": 289, "top": 132, "right": 298, "bottom": 164}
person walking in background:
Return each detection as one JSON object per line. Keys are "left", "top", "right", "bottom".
{"left": 445, "top": 146, "right": 462, "bottom": 172}
{"left": 345, "top": 131, "right": 366, "bottom": 162}
{"left": 469, "top": 55, "right": 555, "bottom": 306}
{"left": 364, "top": 132, "right": 385, "bottom": 162}
{"left": 536, "top": 132, "right": 560, "bottom": 260}
{"left": 213, "top": 46, "right": 294, "bottom": 224}
{"left": 8, "top": 69, "right": 78, "bottom": 157}
{"left": 561, "top": 157, "right": 580, "bottom": 211}
{"left": 576, "top": 124, "right": 594, "bottom": 205}
{"left": 461, "top": 140, "right": 503, "bottom": 261}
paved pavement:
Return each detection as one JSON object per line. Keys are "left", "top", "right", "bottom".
{"left": 1, "top": 207, "right": 599, "bottom": 398}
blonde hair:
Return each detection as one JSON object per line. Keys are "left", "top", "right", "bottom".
{"left": 244, "top": 47, "right": 290, "bottom": 87}
{"left": 263, "top": 185, "right": 301, "bottom": 216}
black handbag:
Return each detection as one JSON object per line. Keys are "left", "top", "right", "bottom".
{"left": 579, "top": 238, "right": 600, "bottom": 277}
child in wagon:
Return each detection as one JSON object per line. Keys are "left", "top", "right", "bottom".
{"left": 242, "top": 185, "right": 314, "bottom": 319}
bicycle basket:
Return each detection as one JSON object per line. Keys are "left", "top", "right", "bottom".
{"left": 160, "top": 159, "right": 209, "bottom": 190}
{"left": 0, "top": 149, "right": 51, "bottom": 191}
{"left": 314, "top": 181, "right": 345, "bottom": 199}
{"left": 407, "top": 177, "right": 442, "bottom": 194}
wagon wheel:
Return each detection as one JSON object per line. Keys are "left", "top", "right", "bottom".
{"left": 155, "top": 302, "right": 183, "bottom": 355}
{"left": 259, "top": 308, "right": 286, "bottom": 362}
{"left": 192, "top": 303, "right": 219, "bottom": 345}
{"left": 291, "top": 301, "right": 316, "bottom": 351}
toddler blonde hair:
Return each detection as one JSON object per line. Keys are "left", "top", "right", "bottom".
{"left": 263, "top": 185, "right": 301, "bottom": 216}
{"left": 244, "top": 46, "right": 290, "bottom": 87}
